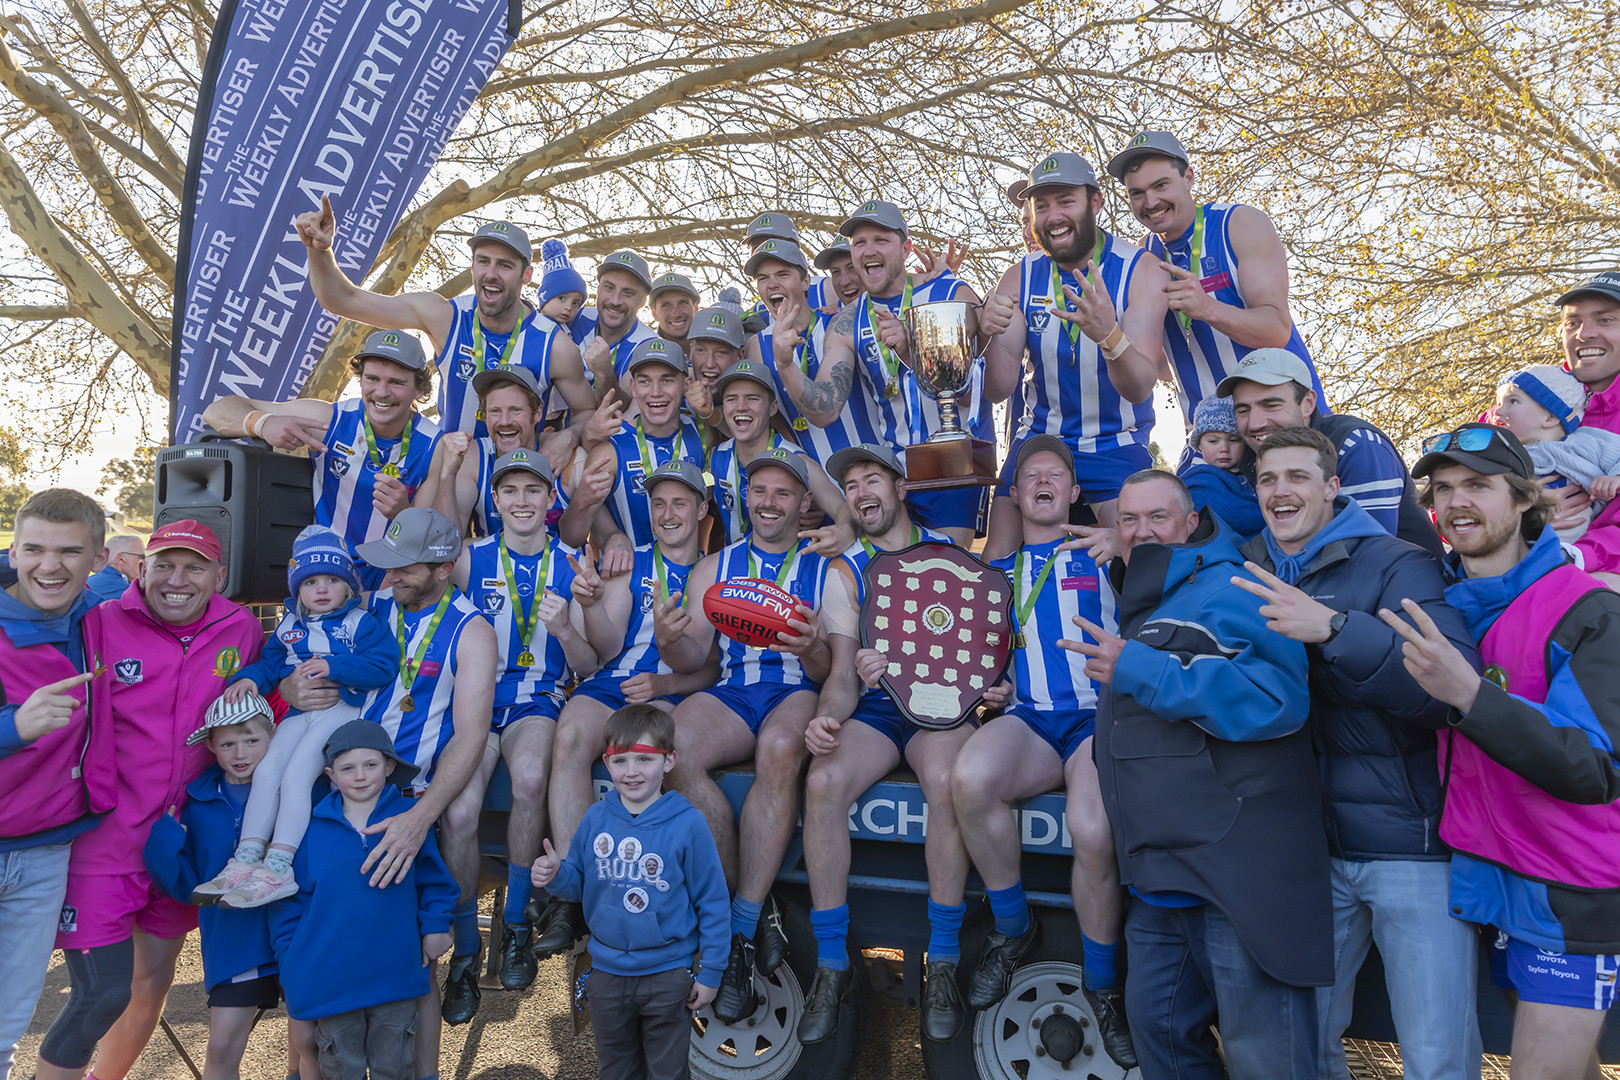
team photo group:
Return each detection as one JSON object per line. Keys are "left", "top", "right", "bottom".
{"left": 5, "top": 128, "right": 1620, "bottom": 1080}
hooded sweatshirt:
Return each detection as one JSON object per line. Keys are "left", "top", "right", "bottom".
{"left": 232, "top": 594, "right": 395, "bottom": 707}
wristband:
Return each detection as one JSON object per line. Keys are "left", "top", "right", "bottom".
{"left": 243, "top": 410, "right": 264, "bottom": 437}
{"left": 250, "top": 411, "right": 272, "bottom": 439}
{"left": 1098, "top": 325, "right": 1130, "bottom": 360}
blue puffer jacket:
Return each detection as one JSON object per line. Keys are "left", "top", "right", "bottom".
{"left": 1240, "top": 500, "right": 1482, "bottom": 861}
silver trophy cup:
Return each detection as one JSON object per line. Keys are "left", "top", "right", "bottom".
{"left": 903, "top": 300, "right": 975, "bottom": 442}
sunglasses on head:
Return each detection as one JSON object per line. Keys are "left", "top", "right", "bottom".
{"left": 1421, "top": 427, "right": 1508, "bottom": 455}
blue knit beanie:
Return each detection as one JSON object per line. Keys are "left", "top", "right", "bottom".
{"left": 1500, "top": 365, "right": 1586, "bottom": 435}
{"left": 289, "top": 525, "right": 361, "bottom": 599}
{"left": 1189, "top": 395, "right": 1239, "bottom": 447}
{"left": 536, "top": 239, "right": 588, "bottom": 306}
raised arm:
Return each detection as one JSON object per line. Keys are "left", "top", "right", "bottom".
{"left": 777, "top": 304, "right": 858, "bottom": 428}
{"left": 654, "top": 553, "right": 719, "bottom": 674}
{"left": 980, "top": 262, "right": 1030, "bottom": 405}
{"left": 201, "top": 395, "right": 334, "bottom": 452}
{"left": 1172, "top": 204, "right": 1296, "bottom": 350}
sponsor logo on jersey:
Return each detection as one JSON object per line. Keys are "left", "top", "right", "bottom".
{"left": 114, "top": 657, "right": 144, "bottom": 686}
{"left": 214, "top": 648, "right": 242, "bottom": 678}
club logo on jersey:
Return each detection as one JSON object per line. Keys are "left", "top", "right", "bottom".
{"left": 58, "top": 904, "right": 77, "bottom": 934}
{"left": 1029, "top": 309, "right": 1051, "bottom": 333}
{"left": 457, "top": 356, "right": 476, "bottom": 381}
{"left": 716, "top": 482, "right": 735, "bottom": 512}
{"left": 214, "top": 648, "right": 242, "bottom": 678}
{"left": 639, "top": 578, "right": 657, "bottom": 613}
{"left": 482, "top": 592, "right": 506, "bottom": 617}
{"left": 114, "top": 657, "right": 143, "bottom": 686}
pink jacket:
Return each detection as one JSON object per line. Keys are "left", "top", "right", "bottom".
{"left": 70, "top": 587, "right": 263, "bottom": 877}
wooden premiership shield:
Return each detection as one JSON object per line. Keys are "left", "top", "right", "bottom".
{"left": 858, "top": 541, "right": 1015, "bottom": 730}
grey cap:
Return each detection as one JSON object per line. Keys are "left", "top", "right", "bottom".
{"left": 1022, "top": 153, "right": 1099, "bottom": 197}
{"left": 322, "top": 719, "right": 421, "bottom": 787}
{"left": 353, "top": 329, "right": 428, "bottom": 372}
{"left": 467, "top": 220, "right": 533, "bottom": 263}
{"left": 649, "top": 271, "right": 701, "bottom": 302}
{"left": 1005, "top": 178, "right": 1031, "bottom": 205}
{"left": 1105, "top": 131, "right": 1191, "bottom": 182}
{"left": 826, "top": 442, "right": 904, "bottom": 482}
{"left": 744, "top": 239, "right": 811, "bottom": 278}
{"left": 626, "top": 336, "right": 688, "bottom": 375}
{"left": 1214, "top": 348, "right": 1314, "bottom": 399}
{"left": 685, "top": 307, "right": 746, "bottom": 350}
{"left": 598, "top": 250, "right": 654, "bottom": 290}
{"left": 489, "top": 447, "right": 556, "bottom": 490}
{"left": 471, "top": 362, "right": 543, "bottom": 402}
{"left": 1555, "top": 271, "right": 1620, "bottom": 308}
{"left": 356, "top": 507, "right": 461, "bottom": 569}
{"left": 643, "top": 459, "right": 709, "bottom": 499}
{"left": 745, "top": 212, "right": 801, "bottom": 246}
{"left": 1013, "top": 433, "right": 1075, "bottom": 477}
{"left": 743, "top": 445, "right": 811, "bottom": 489}
{"left": 838, "top": 199, "right": 908, "bottom": 239}
{"left": 186, "top": 690, "right": 273, "bottom": 745}
{"left": 714, "top": 359, "right": 777, "bottom": 401}
{"left": 813, "top": 238, "right": 851, "bottom": 271}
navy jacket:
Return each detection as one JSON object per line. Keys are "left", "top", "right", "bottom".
{"left": 144, "top": 766, "right": 278, "bottom": 991}
{"left": 268, "top": 785, "right": 456, "bottom": 1020}
{"left": 1241, "top": 501, "right": 1482, "bottom": 861}
{"left": 1096, "top": 512, "right": 1332, "bottom": 987}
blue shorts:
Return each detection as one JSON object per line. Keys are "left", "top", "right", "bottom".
{"left": 700, "top": 683, "right": 812, "bottom": 737}
{"left": 849, "top": 693, "right": 916, "bottom": 754}
{"left": 908, "top": 485, "right": 989, "bottom": 535}
{"left": 997, "top": 435, "right": 1152, "bottom": 505}
{"left": 571, "top": 675, "right": 684, "bottom": 712}
{"left": 1490, "top": 932, "right": 1620, "bottom": 1010}
{"left": 1009, "top": 703, "right": 1094, "bottom": 764}
{"left": 491, "top": 697, "right": 561, "bottom": 732}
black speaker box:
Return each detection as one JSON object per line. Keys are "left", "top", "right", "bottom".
{"left": 152, "top": 439, "right": 315, "bottom": 604}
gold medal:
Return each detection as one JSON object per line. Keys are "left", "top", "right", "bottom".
{"left": 793, "top": 417, "right": 809, "bottom": 431}
{"left": 884, "top": 381, "right": 898, "bottom": 398}
{"left": 399, "top": 694, "right": 415, "bottom": 713}
{"left": 1014, "top": 632, "right": 1027, "bottom": 650}
{"left": 517, "top": 650, "right": 535, "bottom": 668}
{"left": 382, "top": 464, "right": 400, "bottom": 478}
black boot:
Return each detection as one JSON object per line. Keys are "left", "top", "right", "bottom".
{"left": 965, "top": 918, "right": 1041, "bottom": 1009}
{"left": 1083, "top": 980, "right": 1139, "bottom": 1069}
{"left": 921, "top": 960, "right": 965, "bottom": 1041}
{"left": 711, "top": 933, "right": 759, "bottom": 1024}
{"left": 441, "top": 952, "right": 482, "bottom": 1025}
{"left": 754, "top": 893, "right": 789, "bottom": 975}
{"left": 530, "top": 899, "right": 584, "bottom": 959}
{"left": 796, "top": 965, "right": 853, "bottom": 1045}
{"left": 497, "top": 922, "right": 538, "bottom": 990}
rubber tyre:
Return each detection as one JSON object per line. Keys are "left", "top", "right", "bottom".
{"left": 921, "top": 904, "right": 1137, "bottom": 1080}
{"left": 689, "top": 889, "right": 868, "bottom": 1080}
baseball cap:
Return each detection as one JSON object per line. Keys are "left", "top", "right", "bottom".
{"left": 838, "top": 199, "right": 908, "bottom": 239}
{"left": 684, "top": 308, "right": 744, "bottom": 350}
{"left": 826, "top": 442, "right": 904, "bottom": 482}
{"left": 1412, "top": 423, "right": 1534, "bottom": 481}
{"left": 467, "top": 220, "right": 533, "bottom": 263}
{"left": 714, "top": 359, "right": 777, "bottom": 400}
{"left": 489, "top": 447, "right": 556, "bottom": 490}
{"left": 186, "top": 689, "right": 274, "bottom": 746}
{"left": 1554, "top": 272, "right": 1620, "bottom": 309}
{"left": 1005, "top": 178, "right": 1031, "bottom": 205}
{"left": 743, "top": 446, "right": 811, "bottom": 488}
{"left": 147, "top": 520, "right": 222, "bottom": 562}
{"left": 1013, "top": 433, "right": 1076, "bottom": 478}
{"left": 643, "top": 459, "right": 709, "bottom": 500}
{"left": 746, "top": 212, "right": 801, "bottom": 246}
{"left": 598, "top": 250, "right": 654, "bottom": 290}
{"left": 813, "top": 238, "right": 851, "bottom": 271}
{"left": 354, "top": 329, "right": 428, "bottom": 372}
{"left": 744, "top": 239, "right": 811, "bottom": 278}
{"left": 1106, "top": 131, "right": 1191, "bottom": 182}
{"left": 1214, "top": 348, "right": 1314, "bottom": 399}
{"left": 1022, "top": 153, "right": 1099, "bottom": 197}
{"left": 626, "top": 337, "right": 688, "bottom": 375}
{"left": 322, "top": 719, "right": 421, "bottom": 787}
{"left": 355, "top": 507, "right": 461, "bottom": 569}
{"left": 649, "top": 272, "right": 700, "bottom": 302}
{"left": 471, "top": 363, "right": 543, "bottom": 402}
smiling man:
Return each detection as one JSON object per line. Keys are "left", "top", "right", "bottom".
{"left": 1556, "top": 273, "right": 1620, "bottom": 434}
{"left": 649, "top": 271, "right": 701, "bottom": 351}
{"left": 417, "top": 364, "right": 550, "bottom": 541}
{"left": 574, "top": 250, "right": 660, "bottom": 394}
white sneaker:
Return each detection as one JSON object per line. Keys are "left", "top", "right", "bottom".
{"left": 218, "top": 864, "right": 298, "bottom": 908}
{"left": 192, "top": 858, "right": 260, "bottom": 905}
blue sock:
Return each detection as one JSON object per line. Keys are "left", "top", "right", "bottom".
{"left": 986, "top": 883, "right": 1030, "bottom": 938}
{"left": 505, "top": 862, "right": 533, "bottom": 926}
{"left": 453, "top": 901, "right": 480, "bottom": 958}
{"left": 810, "top": 905, "right": 851, "bottom": 970}
{"left": 1081, "top": 934, "right": 1118, "bottom": 990}
{"left": 730, "top": 895, "right": 763, "bottom": 938}
{"left": 926, "top": 900, "right": 967, "bottom": 963}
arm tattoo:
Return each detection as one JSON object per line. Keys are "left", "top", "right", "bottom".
{"left": 829, "top": 305, "right": 856, "bottom": 336}
{"left": 801, "top": 358, "right": 853, "bottom": 415}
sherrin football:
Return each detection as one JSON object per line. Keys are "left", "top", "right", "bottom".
{"left": 703, "top": 577, "right": 800, "bottom": 649}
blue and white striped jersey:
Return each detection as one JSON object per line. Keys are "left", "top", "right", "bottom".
{"left": 434, "top": 296, "right": 564, "bottom": 437}
{"left": 755, "top": 316, "right": 880, "bottom": 464}
{"left": 850, "top": 273, "right": 978, "bottom": 450}
{"left": 605, "top": 420, "right": 707, "bottom": 546}
{"left": 713, "top": 539, "right": 829, "bottom": 688}
{"left": 707, "top": 433, "right": 787, "bottom": 544}
{"left": 570, "top": 310, "right": 658, "bottom": 381}
{"left": 463, "top": 534, "right": 578, "bottom": 711}
{"left": 363, "top": 587, "right": 484, "bottom": 783}
{"left": 593, "top": 544, "right": 695, "bottom": 682}
{"left": 314, "top": 399, "right": 440, "bottom": 590}
{"left": 990, "top": 539, "right": 1115, "bottom": 716}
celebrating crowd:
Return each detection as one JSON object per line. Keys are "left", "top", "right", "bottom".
{"left": 4, "top": 128, "right": 1620, "bottom": 1080}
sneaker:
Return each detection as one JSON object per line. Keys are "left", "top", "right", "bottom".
{"left": 1082, "top": 979, "right": 1138, "bottom": 1069}
{"left": 531, "top": 899, "right": 584, "bottom": 960}
{"left": 497, "top": 923, "right": 538, "bottom": 990}
{"left": 441, "top": 952, "right": 482, "bottom": 1025}
{"left": 796, "top": 965, "right": 853, "bottom": 1045}
{"left": 217, "top": 864, "right": 297, "bottom": 909}
{"left": 754, "top": 893, "right": 789, "bottom": 976}
{"left": 965, "top": 918, "right": 1042, "bottom": 1009}
{"left": 191, "top": 857, "right": 258, "bottom": 905}
{"left": 921, "top": 960, "right": 964, "bottom": 1042}
{"left": 711, "top": 933, "right": 759, "bottom": 1024}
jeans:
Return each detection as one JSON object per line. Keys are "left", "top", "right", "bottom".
{"left": 1125, "top": 900, "right": 1318, "bottom": 1080}
{"left": 587, "top": 967, "right": 694, "bottom": 1080}
{"left": 0, "top": 843, "right": 73, "bottom": 1080}
{"left": 1318, "top": 858, "right": 1481, "bottom": 1080}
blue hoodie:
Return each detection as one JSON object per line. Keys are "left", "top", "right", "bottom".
{"left": 268, "top": 785, "right": 456, "bottom": 1020}
{"left": 550, "top": 789, "right": 730, "bottom": 987}
{"left": 1177, "top": 460, "right": 1265, "bottom": 539}
{"left": 144, "top": 765, "right": 278, "bottom": 991}
{"left": 233, "top": 594, "right": 395, "bottom": 708}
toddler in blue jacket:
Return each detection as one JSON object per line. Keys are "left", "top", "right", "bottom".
{"left": 531, "top": 704, "right": 730, "bottom": 1080}
{"left": 197, "top": 526, "right": 396, "bottom": 909}
{"left": 1178, "top": 395, "right": 1265, "bottom": 538}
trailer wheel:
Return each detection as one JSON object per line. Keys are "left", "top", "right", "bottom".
{"left": 921, "top": 905, "right": 1137, "bottom": 1080}
{"left": 689, "top": 890, "right": 868, "bottom": 1080}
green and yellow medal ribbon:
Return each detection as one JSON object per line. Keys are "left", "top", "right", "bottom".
{"left": 394, "top": 586, "right": 453, "bottom": 712}
{"left": 1012, "top": 546, "right": 1060, "bottom": 649}
{"left": 501, "top": 533, "right": 552, "bottom": 668}
{"left": 652, "top": 542, "right": 691, "bottom": 609}
{"left": 363, "top": 412, "right": 410, "bottom": 478}
{"left": 859, "top": 524, "right": 919, "bottom": 559}
{"left": 470, "top": 311, "right": 524, "bottom": 374}
{"left": 634, "top": 418, "right": 687, "bottom": 477}
{"left": 864, "top": 275, "right": 913, "bottom": 397}
{"left": 1166, "top": 203, "right": 1206, "bottom": 336}
{"left": 748, "top": 538, "right": 805, "bottom": 590}
{"left": 1049, "top": 233, "right": 1109, "bottom": 351}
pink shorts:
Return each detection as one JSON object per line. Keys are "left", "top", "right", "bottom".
{"left": 55, "top": 872, "right": 197, "bottom": 950}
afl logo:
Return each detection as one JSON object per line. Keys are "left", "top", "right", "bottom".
{"left": 279, "top": 628, "right": 308, "bottom": 644}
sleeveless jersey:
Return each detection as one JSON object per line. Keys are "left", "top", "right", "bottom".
{"left": 1143, "top": 202, "right": 1326, "bottom": 422}
{"left": 713, "top": 538, "right": 829, "bottom": 688}
{"left": 595, "top": 544, "right": 695, "bottom": 681}
{"left": 606, "top": 419, "right": 706, "bottom": 546}
{"left": 1014, "top": 236, "right": 1155, "bottom": 451}
{"left": 571, "top": 310, "right": 658, "bottom": 381}
{"left": 838, "top": 526, "right": 949, "bottom": 706}
{"left": 707, "top": 433, "right": 788, "bottom": 544}
{"left": 756, "top": 317, "right": 880, "bottom": 463}
{"left": 463, "top": 534, "right": 578, "bottom": 710}
{"left": 991, "top": 539, "right": 1115, "bottom": 715}
{"left": 363, "top": 587, "right": 484, "bottom": 783}
{"left": 434, "top": 296, "right": 562, "bottom": 437}
{"left": 315, "top": 400, "right": 440, "bottom": 584}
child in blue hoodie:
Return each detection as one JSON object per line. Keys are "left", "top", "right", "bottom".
{"left": 1178, "top": 395, "right": 1266, "bottom": 538}
{"left": 531, "top": 704, "right": 729, "bottom": 1080}
{"left": 196, "top": 526, "right": 395, "bottom": 908}
{"left": 269, "top": 720, "right": 455, "bottom": 1080}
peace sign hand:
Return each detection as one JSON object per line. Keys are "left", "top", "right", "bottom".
{"left": 1049, "top": 262, "right": 1116, "bottom": 344}
{"left": 1056, "top": 614, "right": 1124, "bottom": 685}
{"left": 771, "top": 303, "right": 806, "bottom": 365}
{"left": 567, "top": 543, "right": 605, "bottom": 606}
{"left": 1378, "top": 598, "right": 1481, "bottom": 712}
{"left": 1163, "top": 262, "right": 1215, "bottom": 323}
{"left": 1230, "top": 562, "right": 1337, "bottom": 643}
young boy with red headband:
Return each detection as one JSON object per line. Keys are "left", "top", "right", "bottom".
{"left": 530, "top": 704, "right": 728, "bottom": 1080}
